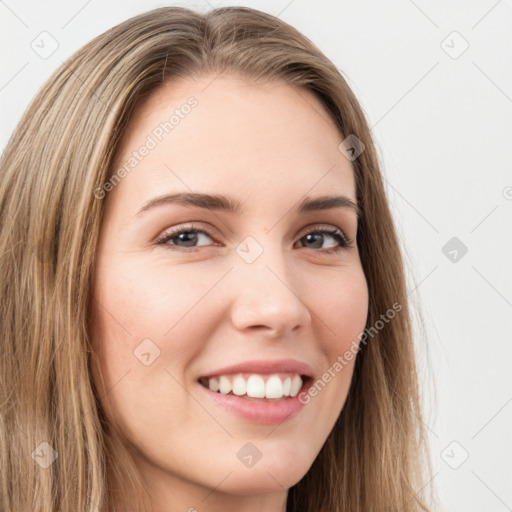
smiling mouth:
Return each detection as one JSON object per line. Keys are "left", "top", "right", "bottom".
{"left": 198, "top": 372, "right": 309, "bottom": 401}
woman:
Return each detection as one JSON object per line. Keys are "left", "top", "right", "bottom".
{"left": 0, "top": 6, "right": 432, "bottom": 512}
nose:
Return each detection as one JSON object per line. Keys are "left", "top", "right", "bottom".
{"left": 229, "top": 243, "right": 312, "bottom": 339}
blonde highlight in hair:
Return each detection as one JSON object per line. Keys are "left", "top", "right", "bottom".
{"left": 0, "top": 6, "right": 432, "bottom": 511}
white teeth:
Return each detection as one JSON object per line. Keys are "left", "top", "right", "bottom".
{"left": 290, "top": 374, "right": 302, "bottom": 397}
{"left": 232, "top": 375, "right": 247, "bottom": 396}
{"left": 219, "top": 376, "right": 232, "bottom": 395}
{"left": 246, "top": 375, "right": 266, "bottom": 398}
{"left": 208, "top": 377, "right": 220, "bottom": 392}
{"left": 265, "top": 375, "right": 283, "bottom": 399}
{"left": 203, "top": 373, "right": 304, "bottom": 399}
{"left": 282, "top": 377, "right": 291, "bottom": 396}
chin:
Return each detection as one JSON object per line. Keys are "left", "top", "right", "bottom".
{"left": 218, "top": 444, "right": 314, "bottom": 494}
{"left": 218, "top": 466, "right": 308, "bottom": 495}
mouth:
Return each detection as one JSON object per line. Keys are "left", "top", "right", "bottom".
{"left": 196, "top": 360, "right": 314, "bottom": 424}
{"left": 198, "top": 372, "right": 311, "bottom": 401}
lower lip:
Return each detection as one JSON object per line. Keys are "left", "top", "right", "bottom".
{"left": 197, "top": 380, "right": 311, "bottom": 425}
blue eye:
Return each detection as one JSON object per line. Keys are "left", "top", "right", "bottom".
{"left": 156, "top": 224, "right": 352, "bottom": 253}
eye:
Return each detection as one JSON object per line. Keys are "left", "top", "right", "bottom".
{"left": 155, "top": 224, "right": 217, "bottom": 250}
{"left": 155, "top": 223, "right": 353, "bottom": 253}
{"left": 295, "top": 225, "right": 352, "bottom": 254}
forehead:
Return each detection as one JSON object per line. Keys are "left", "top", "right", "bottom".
{"left": 108, "top": 75, "right": 356, "bottom": 216}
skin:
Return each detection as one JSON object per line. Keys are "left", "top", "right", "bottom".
{"left": 90, "top": 74, "right": 369, "bottom": 512}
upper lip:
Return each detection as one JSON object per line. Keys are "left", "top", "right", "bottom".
{"left": 199, "top": 359, "right": 314, "bottom": 379}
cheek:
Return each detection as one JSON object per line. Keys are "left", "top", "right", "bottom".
{"left": 91, "top": 257, "right": 226, "bottom": 352}
{"left": 295, "top": 265, "right": 368, "bottom": 414}
{"left": 89, "top": 257, "right": 231, "bottom": 422}
{"left": 312, "top": 266, "right": 369, "bottom": 353}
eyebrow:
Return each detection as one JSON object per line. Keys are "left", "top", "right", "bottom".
{"left": 136, "top": 192, "right": 360, "bottom": 218}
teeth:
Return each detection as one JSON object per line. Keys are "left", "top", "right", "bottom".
{"left": 290, "top": 374, "right": 302, "bottom": 397}
{"left": 208, "top": 377, "right": 220, "bottom": 392}
{"left": 282, "top": 377, "right": 291, "bottom": 396}
{"left": 247, "top": 375, "right": 266, "bottom": 398}
{"left": 265, "top": 375, "right": 283, "bottom": 399}
{"left": 203, "top": 373, "right": 304, "bottom": 399}
{"left": 232, "top": 375, "right": 247, "bottom": 396}
{"left": 219, "top": 376, "right": 232, "bottom": 395}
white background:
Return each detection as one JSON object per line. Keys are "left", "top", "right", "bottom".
{"left": 1, "top": 1, "right": 511, "bottom": 510}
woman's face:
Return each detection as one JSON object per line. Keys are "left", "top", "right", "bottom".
{"left": 91, "top": 74, "right": 369, "bottom": 505}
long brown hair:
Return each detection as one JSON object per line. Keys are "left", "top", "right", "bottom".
{"left": 0, "top": 6, "right": 432, "bottom": 511}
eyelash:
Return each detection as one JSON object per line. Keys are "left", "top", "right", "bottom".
{"left": 155, "top": 223, "right": 353, "bottom": 254}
